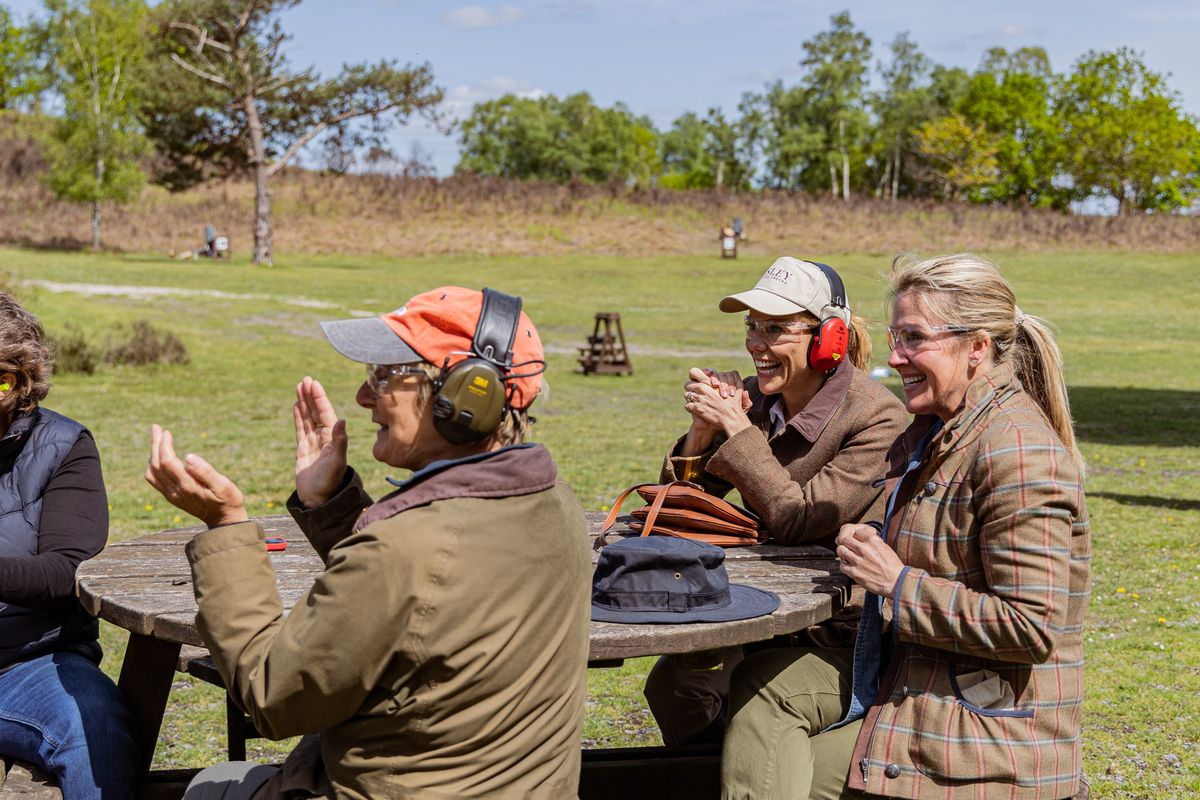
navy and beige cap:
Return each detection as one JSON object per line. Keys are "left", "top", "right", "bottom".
{"left": 719, "top": 257, "right": 851, "bottom": 324}
{"left": 591, "top": 536, "right": 779, "bottom": 624}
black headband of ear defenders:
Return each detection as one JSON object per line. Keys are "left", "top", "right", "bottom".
{"left": 808, "top": 262, "right": 848, "bottom": 312}
{"left": 473, "top": 287, "right": 522, "bottom": 368}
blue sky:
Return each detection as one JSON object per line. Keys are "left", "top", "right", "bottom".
{"left": 8, "top": 0, "right": 1199, "bottom": 176}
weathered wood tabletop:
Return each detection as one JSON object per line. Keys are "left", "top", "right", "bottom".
{"left": 76, "top": 511, "right": 848, "bottom": 779}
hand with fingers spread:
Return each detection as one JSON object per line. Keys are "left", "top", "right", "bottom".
{"left": 835, "top": 522, "right": 905, "bottom": 596}
{"left": 294, "top": 376, "right": 348, "bottom": 507}
{"left": 145, "top": 423, "right": 248, "bottom": 528}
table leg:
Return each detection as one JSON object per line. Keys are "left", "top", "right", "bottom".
{"left": 118, "top": 633, "right": 182, "bottom": 779}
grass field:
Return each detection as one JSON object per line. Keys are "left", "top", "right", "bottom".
{"left": 3, "top": 246, "right": 1198, "bottom": 798}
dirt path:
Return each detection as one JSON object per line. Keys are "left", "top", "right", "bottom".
{"left": 30, "top": 279, "right": 747, "bottom": 359}
{"left": 26, "top": 279, "right": 342, "bottom": 310}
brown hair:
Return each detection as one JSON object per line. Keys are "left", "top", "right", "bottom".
{"left": 888, "top": 253, "right": 1084, "bottom": 476}
{"left": 0, "top": 291, "right": 53, "bottom": 425}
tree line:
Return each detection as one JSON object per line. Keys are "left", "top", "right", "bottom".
{"left": 458, "top": 12, "right": 1200, "bottom": 216}
{"left": 2, "top": 3, "right": 1197, "bottom": 266}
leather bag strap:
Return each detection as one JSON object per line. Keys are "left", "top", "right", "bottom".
{"left": 597, "top": 482, "right": 656, "bottom": 548}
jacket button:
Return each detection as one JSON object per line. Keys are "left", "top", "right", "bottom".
{"left": 924, "top": 481, "right": 937, "bottom": 495}
{"left": 884, "top": 763, "right": 901, "bottom": 779}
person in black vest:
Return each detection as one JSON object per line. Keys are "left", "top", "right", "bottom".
{"left": 0, "top": 292, "right": 140, "bottom": 798}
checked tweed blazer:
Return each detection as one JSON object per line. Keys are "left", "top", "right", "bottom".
{"left": 846, "top": 363, "right": 1091, "bottom": 800}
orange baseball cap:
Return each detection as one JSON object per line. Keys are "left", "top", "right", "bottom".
{"left": 320, "top": 286, "right": 545, "bottom": 409}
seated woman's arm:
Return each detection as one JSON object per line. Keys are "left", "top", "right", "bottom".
{"left": 706, "top": 407, "right": 902, "bottom": 544}
{"left": 287, "top": 468, "right": 374, "bottom": 564}
{"left": 0, "top": 433, "right": 107, "bottom": 606}
{"left": 889, "top": 425, "right": 1085, "bottom": 664}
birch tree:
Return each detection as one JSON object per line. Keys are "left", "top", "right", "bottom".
{"left": 43, "top": 0, "right": 147, "bottom": 251}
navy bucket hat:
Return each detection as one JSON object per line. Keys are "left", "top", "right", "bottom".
{"left": 591, "top": 537, "right": 779, "bottom": 624}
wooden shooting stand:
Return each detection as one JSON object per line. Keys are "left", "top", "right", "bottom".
{"left": 577, "top": 313, "right": 633, "bottom": 375}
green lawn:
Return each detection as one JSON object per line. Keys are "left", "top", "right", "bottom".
{"left": 3, "top": 247, "right": 1197, "bottom": 797}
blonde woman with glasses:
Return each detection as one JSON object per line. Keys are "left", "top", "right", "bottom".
{"left": 722, "top": 253, "right": 1090, "bottom": 800}
{"left": 644, "top": 257, "right": 907, "bottom": 747}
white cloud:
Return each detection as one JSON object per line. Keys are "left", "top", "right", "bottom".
{"left": 444, "top": 76, "right": 548, "bottom": 116}
{"left": 963, "top": 22, "right": 1045, "bottom": 43}
{"left": 443, "top": 5, "right": 525, "bottom": 30}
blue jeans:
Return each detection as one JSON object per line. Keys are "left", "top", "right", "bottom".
{"left": 0, "top": 651, "right": 140, "bottom": 799}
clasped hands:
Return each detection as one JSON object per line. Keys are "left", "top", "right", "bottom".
{"left": 145, "top": 377, "right": 349, "bottom": 529}
{"left": 683, "top": 367, "right": 752, "bottom": 440}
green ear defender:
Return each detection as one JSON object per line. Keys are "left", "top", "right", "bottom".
{"left": 431, "top": 289, "right": 523, "bottom": 445}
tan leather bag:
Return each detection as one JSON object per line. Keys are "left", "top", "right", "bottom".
{"left": 599, "top": 480, "right": 762, "bottom": 547}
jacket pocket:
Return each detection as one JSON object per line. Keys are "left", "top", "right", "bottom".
{"left": 949, "top": 668, "right": 1032, "bottom": 718}
{"left": 906, "top": 665, "right": 1036, "bottom": 781}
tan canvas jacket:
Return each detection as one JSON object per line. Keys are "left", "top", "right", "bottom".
{"left": 185, "top": 444, "right": 592, "bottom": 799}
{"left": 847, "top": 363, "right": 1091, "bottom": 800}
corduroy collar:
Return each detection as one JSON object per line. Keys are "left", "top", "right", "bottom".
{"left": 354, "top": 443, "right": 558, "bottom": 531}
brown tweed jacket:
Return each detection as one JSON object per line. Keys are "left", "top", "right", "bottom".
{"left": 847, "top": 363, "right": 1091, "bottom": 800}
{"left": 661, "top": 363, "right": 908, "bottom": 647}
{"left": 662, "top": 363, "right": 908, "bottom": 547}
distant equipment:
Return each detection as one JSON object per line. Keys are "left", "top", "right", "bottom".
{"left": 577, "top": 312, "right": 633, "bottom": 375}
{"left": 720, "top": 226, "right": 738, "bottom": 259}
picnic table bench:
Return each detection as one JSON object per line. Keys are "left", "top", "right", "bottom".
{"left": 70, "top": 511, "right": 850, "bottom": 799}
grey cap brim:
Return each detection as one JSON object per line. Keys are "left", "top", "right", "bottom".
{"left": 319, "top": 317, "right": 422, "bottom": 365}
{"left": 590, "top": 584, "right": 780, "bottom": 624}
{"left": 718, "top": 288, "right": 809, "bottom": 316}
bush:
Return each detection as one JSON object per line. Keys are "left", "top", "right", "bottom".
{"left": 104, "top": 320, "right": 190, "bottom": 367}
{"left": 50, "top": 324, "right": 100, "bottom": 375}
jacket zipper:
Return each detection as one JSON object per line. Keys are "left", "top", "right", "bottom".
{"left": 861, "top": 758, "right": 869, "bottom": 781}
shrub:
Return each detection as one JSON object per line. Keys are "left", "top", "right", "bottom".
{"left": 104, "top": 320, "right": 190, "bottom": 367}
{"left": 49, "top": 324, "right": 100, "bottom": 375}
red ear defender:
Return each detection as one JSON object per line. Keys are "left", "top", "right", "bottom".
{"left": 808, "top": 316, "right": 849, "bottom": 373}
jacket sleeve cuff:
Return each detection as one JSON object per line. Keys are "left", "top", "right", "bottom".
{"left": 662, "top": 434, "right": 717, "bottom": 482}
{"left": 889, "top": 565, "right": 913, "bottom": 645}
{"left": 185, "top": 520, "right": 265, "bottom": 563}
{"left": 286, "top": 468, "right": 373, "bottom": 559}
{"left": 891, "top": 565, "right": 924, "bottom": 644}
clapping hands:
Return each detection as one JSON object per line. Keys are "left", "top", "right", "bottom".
{"left": 145, "top": 424, "right": 248, "bottom": 528}
{"left": 293, "top": 376, "right": 348, "bottom": 508}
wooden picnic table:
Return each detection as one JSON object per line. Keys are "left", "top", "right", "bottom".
{"left": 76, "top": 511, "right": 848, "bottom": 798}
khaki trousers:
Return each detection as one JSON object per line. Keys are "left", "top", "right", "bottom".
{"left": 720, "top": 647, "right": 862, "bottom": 800}
{"left": 644, "top": 647, "right": 745, "bottom": 745}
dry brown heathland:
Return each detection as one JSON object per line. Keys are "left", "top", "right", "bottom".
{"left": 3, "top": 122, "right": 1197, "bottom": 258}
